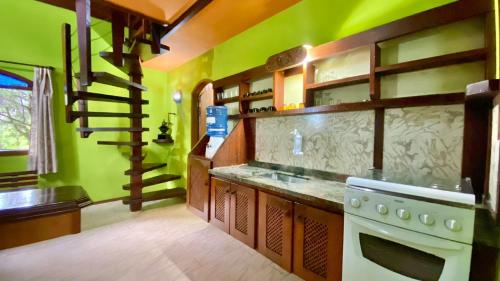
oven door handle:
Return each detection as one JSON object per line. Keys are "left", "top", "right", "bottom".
{"left": 349, "top": 215, "right": 464, "bottom": 251}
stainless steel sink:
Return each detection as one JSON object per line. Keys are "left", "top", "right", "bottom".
{"left": 261, "top": 172, "right": 309, "bottom": 183}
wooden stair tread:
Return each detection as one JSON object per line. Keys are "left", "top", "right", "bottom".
{"left": 124, "top": 163, "right": 167, "bottom": 175}
{"left": 122, "top": 174, "right": 181, "bottom": 190}
{"left": 0, "top": 175, "right": 38, "bottom": 183}
{"left": 97, "top": 141, "right": 148, "bottom": 146}
{"left": 71, "top": 111, "right": 149, "bottom": 118}
{"left": 122, "top": 188, "right": 186, "bottom": 204}
{"left": 74, "top": 91, "right": 148, "bottom": 104}
{"left": 0, "top": 171, "right": 36, "bottom": 178}
{"left": 75, "top": 72, "right": 147, "bottom": 91}
{"left": 0, "top": 181, "right": 38, "bottom": 189}
{"left": 76, "top": 127, "right": 149, "bottom": 132}
{"left": 99, "top": 52, "right": 143, "bottom": 76}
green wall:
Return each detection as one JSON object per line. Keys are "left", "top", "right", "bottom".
{"left": 0, "top": 0, "right": 171, "bottom": 201}
{"left": 0, "top": 0, "right": 460, "bottom": 202}
{"left": 162, "top": 0, "right": 458, "bottom": 194}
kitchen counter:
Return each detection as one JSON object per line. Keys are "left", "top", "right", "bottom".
{"left": 209, "top": 164, "right": 346, "bottom": 213}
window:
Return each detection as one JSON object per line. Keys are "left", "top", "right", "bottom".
{"left": 0, "top": 69, "right": 33, "bottom": 154}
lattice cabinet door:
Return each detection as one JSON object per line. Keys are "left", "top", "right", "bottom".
{"left": 229, "top": 183, "right": 257, "bottom": 248}
{"left": 257, "top": 191, "right": 293, "bottom": 272}
{"left": 293, "top": 203, "right": 343, "bottom": 281}
{"left": 188, "top": 156, "right": 212, "bottom": 221}
{"left": 210, "top": 177, "right": 231, "bottom": 233}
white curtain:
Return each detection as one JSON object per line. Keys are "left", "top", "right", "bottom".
{"left": 28, "top": 68, "right": 57, "bottom": 174}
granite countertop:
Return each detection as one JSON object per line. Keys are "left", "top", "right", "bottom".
{"left": 209, "top": 164, "right": 346, "bottom": 212}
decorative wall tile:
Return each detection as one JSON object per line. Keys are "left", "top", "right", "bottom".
{"left": 383, "top": 105, "right": 464, "bottom": 181}
{"left": 255, "top": 111, "right": 375, "bottom": 175}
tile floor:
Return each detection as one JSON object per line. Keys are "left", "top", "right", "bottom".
{"left": 0, "top": 199, "right": 303, "bottom": 281}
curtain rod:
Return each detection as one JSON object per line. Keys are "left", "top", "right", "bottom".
{"left": 0, "top": 60, "right": 55, "bottom": 71}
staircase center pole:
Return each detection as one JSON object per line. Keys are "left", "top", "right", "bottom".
{"left": 129, "top": 73, "right": 143, "bottom": 211}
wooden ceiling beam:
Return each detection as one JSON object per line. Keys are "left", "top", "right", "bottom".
{"left": 36, "top": 0, "right": 169, "bottom": 25}
{"left": 160, "top": 0, "right": 213, "bottom": 41}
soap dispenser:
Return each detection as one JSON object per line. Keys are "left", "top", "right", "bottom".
{"left": 291, "top": 129, "right": 303, "bottom": 156}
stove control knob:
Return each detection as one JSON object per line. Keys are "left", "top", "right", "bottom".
{"left": 376, "top": 204, "right": 388, "bottom": 215}
{"left": 444, "top": 219, "right": 462, "bottom": 232}
{"left": 396, "top": 208, "right": 411, "bottom": 220}
{"left": 350, "top": 198, "right": 361, "bottom": 208}
{"left": 419, "top": 214, "right": 435, "bottom": 226}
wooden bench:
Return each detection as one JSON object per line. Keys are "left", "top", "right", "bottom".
{"left": 0, "top": 186, "right": 91, "bottom": 249}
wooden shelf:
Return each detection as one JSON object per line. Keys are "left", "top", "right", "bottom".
{"left": 466, "top": 79, "right": 500, "bottom": 101}
{"left": 305, "top": 74, "right": 370, "bottom": 91}
{"left": 375, "top": 48, "right": 486, "bottom": 75}
{"left": 241, "top": 92, "right": 274, "bottom": 102}
{"left": 238, "top": 93, "right": 464, "bottom": 119}
{"left": 215, "top": 96, "right": 239, "bottom": 105}
{"left": 228, "top": 114, "right": 241, "bottom": 120}
{"left": 153, "top": 139, "right": 173, "bottom": 144}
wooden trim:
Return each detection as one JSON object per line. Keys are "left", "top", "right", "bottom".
{"left": 273, "top": 71, "right": 285, "bottom": 110}
{"left": 284, "top": 65, "right": 303, "bottom": 77}
{"left": 237, "top": 93, "right": 465, "bottom": 119}
{"left": 375, "top": 48, "right": 487, "bottom": 75}
{"left": 0, "top": 69, "right": 33, "bottom": 90}
{"left": 212, "top": 65, "right": 270, "bottom": 90}
{"left": 305, "top": 74, "right": 370, "bottom": 91}
{"left": 160, "top": 0, "right": 213, "bottom": 41}
{"left": 241, "top": 92, "right": 274, "bottom": 102}
{"left": 214, "top": 96, "right": 239, "bottom": 105}
{"left": 190, "top": 79, "right": 213, "bottom": 148}
{"left": 309, "top": 0, "right": 491, "bottom": 61}
{"left": 0, "top": 150, "right": 28, "bottom": 156}
{"left": 373, "top": 109, "right": 385, "bottom": 169}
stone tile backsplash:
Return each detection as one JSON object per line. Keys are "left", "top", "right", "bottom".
{"left": 383, "top": 105, "right": 464, "bottom": 181}
{"left": 255, "top": 104, "right": 464, "bottom": 179}
{"left": 255, "top": 111, "right": 375, "bottom": 175}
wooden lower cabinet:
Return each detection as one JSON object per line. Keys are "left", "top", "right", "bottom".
{"left": 257, "top": 191, "right": 293, "bottom": 272}
{"left": 211, "top": 177, "right": 257, "bottom": 248}
{"left": 210, "top": 177, "right": 231, "bottom": 233}
{"left": 230, "top": 183, "right": 257, "bottom": 248}
{"left": 187, "top": 155, "right": 212, "bottom": 221}
{"left": 293, "top": 203, "right": 344, "bottom": 281}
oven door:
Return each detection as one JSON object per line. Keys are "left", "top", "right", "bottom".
{"left": 342, "top": 213, "right": 472, "bottom": 281}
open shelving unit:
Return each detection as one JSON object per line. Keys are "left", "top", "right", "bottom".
{"left": 211, "top": 7, "right": 491, "bottom": 120}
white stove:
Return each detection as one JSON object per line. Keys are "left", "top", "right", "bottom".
{"left": 342, "top": 170, "right": 475, "bottom": 281}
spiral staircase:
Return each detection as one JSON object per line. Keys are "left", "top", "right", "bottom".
{"left": 61, "top": 0, "right": 210, "bottom": 211}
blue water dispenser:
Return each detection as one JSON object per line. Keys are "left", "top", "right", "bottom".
{"left": 205, "top": 106, "right": 228, "bottom": 158}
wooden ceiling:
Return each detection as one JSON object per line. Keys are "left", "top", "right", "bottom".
{"left": 106, "top": 0, "right": 198, "bottom": 24}
{"left": 141, "top": 0, "right": 301, "bottom": 71}
{"left": 38, "top": 0, "right": 301, "bottom": 71}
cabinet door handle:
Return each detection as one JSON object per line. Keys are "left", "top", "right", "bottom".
{"left": 296, "top": 215, "right": 304, "bottom": 222}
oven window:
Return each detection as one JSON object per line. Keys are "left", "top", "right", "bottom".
{"left": 359, "top": 233, "right": 445, "bottom": 281}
